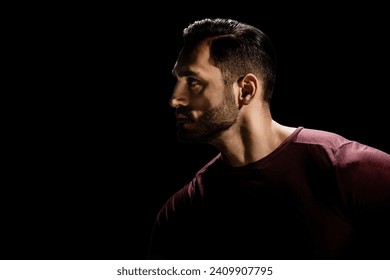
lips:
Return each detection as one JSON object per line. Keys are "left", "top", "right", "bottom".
{"left": 176, "top": 117, "right": 192, "bottom": 125}
{"left": 175, "top": 109, "right": 193, "bottom": 126}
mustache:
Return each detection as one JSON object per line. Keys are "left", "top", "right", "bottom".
{"left": 175, "top": 106, "right": 193, "bottom": 118}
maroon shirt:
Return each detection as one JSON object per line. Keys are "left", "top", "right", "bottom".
{"left": 149, "top": 127, "right": 390, "bottom": 259}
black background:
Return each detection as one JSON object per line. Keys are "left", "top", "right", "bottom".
{"left": 3, "top": 3, "right": 389, "bottom": 259}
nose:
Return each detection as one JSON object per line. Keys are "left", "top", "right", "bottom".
{"left": 169, "top": 83, "right": 188, "bottom": 108}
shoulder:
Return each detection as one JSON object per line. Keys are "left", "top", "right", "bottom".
{"left": 292, "top": 127, "right": 390, "bottom": 207}
{"left": 298, "top": 127, "right": 390, "bottom": 182}
{"left": 294, "top": 127, "right": 389, "bottom": 158}
{"left": 155, "top": 153, "right": 223, "bottom": 225}
{"left": 291, "top": 127, "right": 390, "bottom": 169}
{"left": 293, "top": 127, "right": 352, "bottom": 150}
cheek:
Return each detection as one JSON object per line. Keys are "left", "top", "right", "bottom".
{"left": 188, "top": 97, "right": 213, "bottom": 118}
{"left": 196, "top": 91, "right": 225, "bottom": 108}
{"left": 191, "top": 97, "right": 212, "bottom": 107}
{"left": 189, "top": 85, "right": 226, "bottom": 116}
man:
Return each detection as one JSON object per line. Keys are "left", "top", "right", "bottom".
{"left": 148, "top": 18, "right": 390, "bottom": 260}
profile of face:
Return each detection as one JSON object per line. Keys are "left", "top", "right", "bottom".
{"left": 170, "top": 40, "right": 239, "bottom": 143}
{"left": 176, "top": 86, "right": 238, "bottom": 143}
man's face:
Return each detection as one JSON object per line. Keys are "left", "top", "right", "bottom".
{"left": 170, "top": 40, "right": 239, "bottom": 143}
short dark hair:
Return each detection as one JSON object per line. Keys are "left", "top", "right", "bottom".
{"left": 182, "top": 18, "right": 277, "bottom": 103}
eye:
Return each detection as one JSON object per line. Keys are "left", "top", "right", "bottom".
{"left": 187, "top": 77, "right": 200, "bottom": 89}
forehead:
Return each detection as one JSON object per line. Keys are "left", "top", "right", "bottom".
{"left": 172, "top": 39, "right": 221, "bottom": 78}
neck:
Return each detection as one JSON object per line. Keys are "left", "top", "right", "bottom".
{"left": 210, "top": 111, "right": 296, "bottom": 167}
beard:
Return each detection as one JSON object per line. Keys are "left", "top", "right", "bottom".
{"left": 177, "top": 87, "right": 239, "bottom": 143}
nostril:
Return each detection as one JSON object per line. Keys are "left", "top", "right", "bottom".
{"left": 169, "top": 96, "right": 187, "bottom": 108}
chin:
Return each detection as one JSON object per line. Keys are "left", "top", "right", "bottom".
{"left": 177, "top": 129, "right": 200, "bottom": 143}
{"left": 177, "top": 130, "right": 218, "bottom": 144}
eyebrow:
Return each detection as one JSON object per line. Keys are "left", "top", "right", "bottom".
{"left": 171, "top": 69, "right": 201, "bottom": 78}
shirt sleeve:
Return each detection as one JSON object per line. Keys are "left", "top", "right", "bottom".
{"left": 335, "top": 142, "right": 390, "bottom": 258}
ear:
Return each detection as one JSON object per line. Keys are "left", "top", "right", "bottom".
{"left": 237, "top": 74, "right": 258, "bottom": 105}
